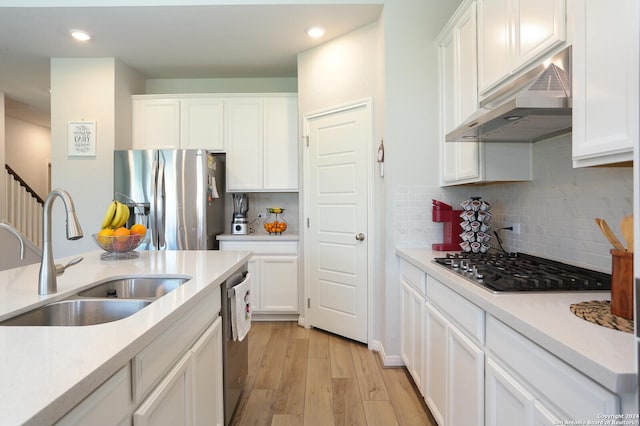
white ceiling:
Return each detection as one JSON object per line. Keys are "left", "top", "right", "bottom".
{"left": 0, "top": 4, "right": 383, "bottom": 127}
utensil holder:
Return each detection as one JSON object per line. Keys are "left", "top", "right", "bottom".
{"left": 610, "top": 249, "right": 633, "bottom": 319}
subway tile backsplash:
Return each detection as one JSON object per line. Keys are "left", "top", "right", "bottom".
{"left": 394, "top": 134, "right": 633, "bottom": 273}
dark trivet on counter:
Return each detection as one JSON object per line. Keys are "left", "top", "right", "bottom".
{"left": 432, "top": 252, "right": 611, "bottom": 293}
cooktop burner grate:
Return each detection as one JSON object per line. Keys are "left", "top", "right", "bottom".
{"left": 432, "top": 252, "right": 611, "bottom": 293}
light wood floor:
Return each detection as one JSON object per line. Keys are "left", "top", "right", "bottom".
{"left": 230, "top": 321, "right": 437, "bottom": 426}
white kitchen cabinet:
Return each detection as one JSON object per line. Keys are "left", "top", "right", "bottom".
{"left": 219, "top": 239, "right": 299, "bottom": 317}
{"left": 437, "top": 0, "right": 532, "bottom": 186}
{"left": 425, "top": 300, "right": 484, "bottom": 426}
{"left": 424, "top": 302, "right": 447, "bottom": 426}
{"left": 486, "top": 357, "right": 560, "bottom": 426}
{"left": 225, "top": 95, "right": 298, "bottom": 192}
{"left": 191, "top": 316, "right": 224, "bottom": 426}
{"left": 424, "top": 275, "right": 484, "bottom": 426}
{"left": 477, "top": 0, "right": 566, "bottom": 95}
{"left": 134, "top": 317, "right": 223, "bottom": 426}
{"left": 133, "top": 351, "right": 193, "bottom": 426}
{"left": 571, "top": 0, "right": 638, "bottom": 167}
{"left": 399, "top": 260, "right": 426, "bottom": 393}
{"left": 57, "top": 366, "right": 132, "bottom": 426}
{"left": 132, "top": 95, "right": 224, "bottom": 151}
{"left": 438, "top": 0, "right": 481, "bottom": 184}
{"left": 180, "top": 98, "right": 225, "bottom": 151}
{"left": 486, "top": 315, "right": 619, "bottom": 422}
{"left": 133, "top": 98, "right": 181, "bottom": 149}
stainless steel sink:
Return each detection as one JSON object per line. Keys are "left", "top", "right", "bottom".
{"left": 0, "top": 299, "right": 151, "bottom": 326}
{"left": 77, "top": 276, "right": 190, "bottom": 299}
{"left": 0, "top": 275, "right": 191, "bottom": 326}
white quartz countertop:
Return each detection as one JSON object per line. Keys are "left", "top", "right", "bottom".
{"left": 216, "top": 233, "right": 299, "bottom": 241}
{"left": 0, "top": 249, "right": 251, "bottom": 425}
{"left": 396, "top": 248, "right": 637, "bottom": 395}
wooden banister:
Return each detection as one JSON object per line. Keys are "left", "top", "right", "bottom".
{"left": 4, "top": 164, "right": 44, "bottom": 205}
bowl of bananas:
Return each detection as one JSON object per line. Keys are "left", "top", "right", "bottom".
{"left": 95, "top": 200, "right": 147, "bottom": 259}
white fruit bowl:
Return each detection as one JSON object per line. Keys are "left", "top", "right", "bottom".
{"left": 92, "top": 234, "right": 145, "bottom": 260}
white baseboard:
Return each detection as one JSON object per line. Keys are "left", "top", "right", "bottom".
{"left": 370, "top": 339, "right": 405, "bottom": 367}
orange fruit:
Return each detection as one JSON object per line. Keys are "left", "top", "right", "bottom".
{"left": 114, "top": 227, "right": 131, "bottom": 242}
{"left": 130, "top": 223, "right": 147, "bottom": 237}
{"left": 97, "top": 228, "right": 114, "bottom": 249}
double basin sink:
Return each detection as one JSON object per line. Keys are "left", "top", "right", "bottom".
{"left": 0, "top": 276, "right": 190, "bottom": 327}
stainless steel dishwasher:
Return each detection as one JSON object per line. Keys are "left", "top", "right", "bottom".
{"left": 220, "top": 266, "right": 250, "bottom": 425}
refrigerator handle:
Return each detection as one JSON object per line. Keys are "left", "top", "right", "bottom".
{"left": 157, "top": 157, "right": 166, "bottom": 249}
{"left": 151, "top": 158, "right": 159, "bottom": 250}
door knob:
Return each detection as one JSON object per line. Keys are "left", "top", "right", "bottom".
{"left": 355, "top": 233, "right": 365, "bottom": 241}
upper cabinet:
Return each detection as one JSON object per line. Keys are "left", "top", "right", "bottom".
{"left": 571, "top": 0, "right": 638, "bottom": 167}
{"left": 132, "top": 95, "right": 225, "bottom": 151}
{"left": 226, "top": 95, "right": 298, "bottom": 192}
{"left": 437, "top": 0, "right": 532, "bottom": 186}
{"left": 477, "top": 0, "right": 567, "bottom": 95}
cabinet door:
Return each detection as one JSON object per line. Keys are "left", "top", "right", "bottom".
{"left": 447, "top": 323, "right": 484, "bottom": 426}
{"left": 134, "top": 352, "right": 193, "bottom": 426}
{"left": 263, "top": 97, "right": 298, "bottom": 190}
{"left": 259, "top": 255, "right": 298, "bottom": 312}
{"left": 477, "top": 0, "right": 511, "bottom": 93}
{"left": 400, "top": 282, "right": 425, "bottom": 393}
{"left": 485, "top": 357, "right": 534, "bottom": 426}
{"left": 572, "top": 0, "right": 637, "bottom": 167}
{"left": 133, "top": 99, "right": 180, "bottom": 149}
{"left": 181, "top": 98, "right": 224, "bottom": 151}
{"left": 191, "top": 317, "right": 224, "bottom": 426}
{"left": 226, "top": 98, "right": 263, "bottom": 191}
{"left": 439, "top": 1, "right": 481, "bottom": 185}
{"left": 513, "top": 0, "right": 565, "bottom": 69}
{"left": 424, "top": 302, "right": 447, "bottom": 426}
{"left": 247, "top": 257, "right": 260, "bottom": 312}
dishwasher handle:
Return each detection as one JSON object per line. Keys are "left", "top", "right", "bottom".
{"left": 226, "top": 271, "right": 250, "bottom": 299}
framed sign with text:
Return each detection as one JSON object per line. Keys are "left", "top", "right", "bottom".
{"left": 68, "top": 121, "right": 96, "bottom": 156}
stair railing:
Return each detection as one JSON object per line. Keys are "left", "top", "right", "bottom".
{"left": 4, "top": 164, "right": 44, "bottom": 248}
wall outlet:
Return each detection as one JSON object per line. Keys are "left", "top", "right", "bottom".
{"left": 512, "top": 223, "right": 521, "bottom": 235}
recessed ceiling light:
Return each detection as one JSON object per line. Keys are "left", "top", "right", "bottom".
{"left": 306, "top": 26, "right": 326, "bottom": 39}
{"left": 70, "top": 30, "right": 91, "bottom": 42}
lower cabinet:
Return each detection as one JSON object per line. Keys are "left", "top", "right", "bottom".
{"left": 485, "top": 357, "right": 560, "bottom": 426}
{"left": 400, "top": 281, "right": 425, "bottom": 393}
{"left": 425, "top": 301, "right": 484, "bottom": 426}
{"left": 220, "top": 240, "right": 299, "bottom": 316}
{"left": 57, "top": 289, "right": 224, "bottom": 426}
{"left": 486, "top": 315, "right": 619, "bottom": 424}
{"left": 134, "top": 317, "right": 223, "bottom": 426}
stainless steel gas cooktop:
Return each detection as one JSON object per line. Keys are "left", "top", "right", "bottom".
{"left": 432, "top": 252, "right": 611, "bottom": 293}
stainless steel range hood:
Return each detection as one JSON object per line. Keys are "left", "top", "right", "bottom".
{"left": 446, "top": 47, "right": 572, "bottom": 143}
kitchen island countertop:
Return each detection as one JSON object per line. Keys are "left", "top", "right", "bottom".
{"left": 397, "top": 248, "right": 637, "bottom": 396}
{"left": 0, "top": 249, "right": 251, "bottom": 425}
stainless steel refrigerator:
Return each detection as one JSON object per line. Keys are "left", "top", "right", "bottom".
{"left": 114, "top": 149, "right": 225, "bottom": 250}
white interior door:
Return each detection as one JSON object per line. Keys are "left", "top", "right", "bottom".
{"left": 305, "top": 102, "right": 370, "bottom": 343}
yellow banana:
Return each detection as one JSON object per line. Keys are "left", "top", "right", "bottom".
{"left": 110, "top": 201, "right": 127, "bottom": 229}
{"left": 101, "top": 200, "right": 118, "bottom": 229}
{"left": 119, "top": 202, "right": 130, "bottom": 228}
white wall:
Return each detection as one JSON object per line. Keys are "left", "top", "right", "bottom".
{"left": 381, "top": 0, "right": 461, "bottom": 360}
{"left": 5, "top": 116, "right": 50, "bottom": 199}
{"left": 50, "top": 58, "right": 143, "bottom": 257}
{"left": 145, "top": 77, "right": 297, "bottom": 94}
{"left": 297, "top": 18, "right": 384, "bottom": 343}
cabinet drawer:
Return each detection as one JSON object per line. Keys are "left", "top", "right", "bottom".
{"left": 133, "top": 290, "right": 219, "bottom": 403}
{"left": 400, "top": 259, "right": 426, "bottom": 296}
{"left": 486, "top": 315, "right": 619, "bottom": 420}
{"left": 219, "top": 240, "right": 298, "bottom": 255}
{"left": 426, "top": 275, "right": 485, "bottom": 344}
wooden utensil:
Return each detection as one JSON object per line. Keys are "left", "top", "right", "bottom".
{"left": 620, "top": 215, "right": 634, "bottom": 252}
{"left": 595, "top": 218, "right": 626, "bottom": 251}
